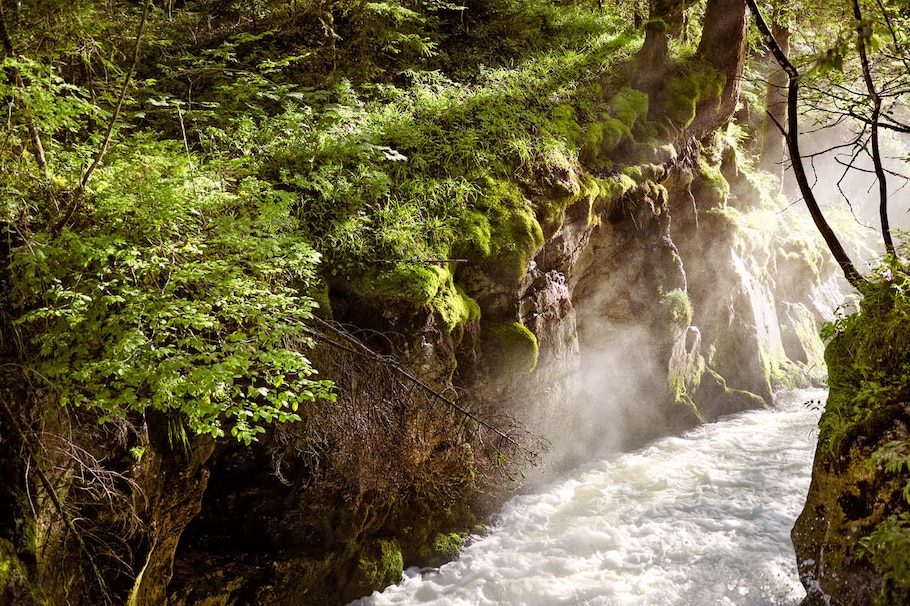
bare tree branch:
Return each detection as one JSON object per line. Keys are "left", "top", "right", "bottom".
{"left": 745, "top": 0, "right": 866, "bottom": 289}
{"left": 852, "top": 0, "right": 894, "bottom": 256}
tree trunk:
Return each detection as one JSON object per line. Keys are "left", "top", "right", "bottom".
{"left": 759, "top": 2, "right": 790, "bottom": 183}
{"left": 127, "top": 414, "right": 214, "bottom": 606}
{"left": 633, "top": 19, "right": 671, "bottom": 93}
{"left": 650, "top": 0, "right": 689, "bottom": 39}
{"left": 688, "top": 0, "right": 749, "bottom": 138}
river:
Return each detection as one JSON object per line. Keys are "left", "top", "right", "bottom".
{"left": 350, "top": 389, "right": 825, "bottom": 606}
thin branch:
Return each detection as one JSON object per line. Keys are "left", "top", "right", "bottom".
{"left": 880, "top": 114, "right": 910, "bottom": 133}
{"left": 0, "top": 391, "right": 114, "bottom": 605}
{"left": 833, "top": 155, "right": 909, "bottom": 183}
{"left": 852, "top": 0, "right": 894, "bottom": 256}
{"left": 54, "top": 0, "right": 152, "bottom": 236}
{"left": 746, "top": 0, "right": 866, "bottom": 289}
{"left": 875, "top": 0, "right": 910, "bottom": 76}
{"left": 833, "top": 147, "right": 878, "bottom": 230}
{"left": 307, "top": 316, "right": 539, "bottom": 462}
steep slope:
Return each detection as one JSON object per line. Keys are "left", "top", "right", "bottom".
{"left": 0, "top": 2, "right": 839, "bottom": 604}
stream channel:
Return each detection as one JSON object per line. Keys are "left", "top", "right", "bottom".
{"left": 350, "top": 388, "right": 825, "bottom": 606}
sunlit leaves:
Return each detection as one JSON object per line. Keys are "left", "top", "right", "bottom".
{"left": 860, "top": 513, "right": 910, "bottom": 601}
{"left": 10, "top": 140, "right": 334, "bottom": 445}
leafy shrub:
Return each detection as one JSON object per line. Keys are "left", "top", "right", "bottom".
{"left": 820, "top": 254, "right": 910, "bottom": 451}
{"left": 860, "top": 513, "right": 910, "bottom": 603}
{"left": 10, "top": 142, "right": 334, "bottom": 444}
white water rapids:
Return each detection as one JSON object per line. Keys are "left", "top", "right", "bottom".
{"left": 351, "top": 389, "right": 825, "bottom": 606}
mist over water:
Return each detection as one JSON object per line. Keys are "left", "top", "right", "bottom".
{"left": 350, "top": 389, "right": 824, "bottom": 606}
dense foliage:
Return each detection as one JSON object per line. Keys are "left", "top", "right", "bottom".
{"left": 0, "top": 0, "right": 652, "bottom": 443}
{"left": 0, "top": 0, "right": 906, "bottom": 602}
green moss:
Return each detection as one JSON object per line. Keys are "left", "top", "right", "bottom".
{"left": 645, "top": 18, "right": 669, "bottom": 34}
{"left": 482, "top": 320, "right": 539, "bottom": 379}
{"left": 605, "top": 172, "right": 637, "bottom": 198}
{"left": 581, "top": 88, "right": 649, "bottom": 163}
{"left": 355, "top": 539, "right": 404, "bottom": 593}
{"left": 0, "top": 552, "right": 9, "bottom": 594}
{"left": 0, "top": 538, "right": 29, "bottom": 600}
{"left": 623, "top": 165, "right": 645, "bottom": 182}
{"left": 469, "top": 178, "right": 544, "bottom": 283}
{"left": 692, "top": 152, "right": 730, "bottom": 208}
{"left": 458, "top": 211, "right": 493, "bottom": 259}
{"left": 668, "top": 340, "right": 706, "bottom": 421}
{"left": 536, "top": 189, "right": 575, "bottom": 237}
{"left": 664, "top": 65, "right": 726, "bottom": 127}
{"left": 818, "top": 262, "right": 910, "bottom": 453}
{"left": 702, "top": 368, "right": 768, "bottom": 410}
{"left": 550, "top": 103, "right": 583, "bottom": 144}
{"left": 352, "top": 263, "right": 447, "bottom": 307}
{"left": 492, "top": 206, "right": 544, "bottom": 282}
{"left": 778, "top": 236, "right": 825, "bottom": 284}
{"left": 309, "top": 282, "right": 333, "bottom": 319}
{"left": 582, "top": 118, "right": 626, "bottom": 161}
{"left": 702, "top": 206, "right": 740, "bottom": 236}
{"left": 431, "top": 532, "right": 466, "bottom": 560}
{"left": 660, "top": 288, "right": 693, "bottom": 328}
{"left": 622, "top": 164, "right": 666, "bottom": 184}
{"left": 571, "top": 172, "right": 635, "bottom": 224}
{"left": 348, "top": 261, "right": 479, "bottom": 335}
{"left": 432, "top": 281, "right": 481, "bottom": 333}
{"left": 609, "top": 87, "right": 649, "bottom": 127}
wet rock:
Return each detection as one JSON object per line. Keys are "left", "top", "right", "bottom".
{"left": 793, "top": 403, "right": 910, "bottom": 605}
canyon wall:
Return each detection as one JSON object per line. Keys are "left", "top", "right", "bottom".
{"left": 0, "top": 134, "right": 840, "bottom": 606}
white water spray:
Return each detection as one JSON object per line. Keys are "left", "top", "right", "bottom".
{"left": 351, "top": 389, "right": 823, "bottom": 606}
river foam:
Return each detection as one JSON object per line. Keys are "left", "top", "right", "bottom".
{"left": 350, "top": 389, "right": 824, "bottom": 606}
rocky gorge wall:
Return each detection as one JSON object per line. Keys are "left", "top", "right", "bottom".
{"left": 485, "top": 135, "right": 838, "bottom": 469}
{"left": 0, "top": 84, "right": 850, "bottom": 606}
{"left": 0, "top": 134, "right": 842, "bottom": 606}
{"left": 792, "top": 274, "right": 910, "bottom": 605}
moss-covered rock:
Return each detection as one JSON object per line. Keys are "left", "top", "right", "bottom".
{"left": 481, "top": 320, "right": 539, "bottom": 380}
{"left": 550, "top": 103, "right": 584, "bottom": 144}
{"left": 582, "top": 118, "right": 628, "bottom": 162}
{"left": 662, "top": 65, "right": 726, "bottom": 128}
{"left": 691, "top": 152, "right": 730, "bottom": 209}
{"left": 609, "top": 87, "right": 650, "bottom": 126}
{"left": 819, "top": 275, "right": 910, "bottom": 452}
{"left": 581, "top": 87, "right": 649, "bottom": 163}
{"left": 660, "top": 288, "right": 693, "bottom": 329}
{"left": 466, "top": 178, "right": 544, "bottom": 285}
{"left": 433, "top": 282, "right": 481, "bottom": 334}
{"left": 793, "top": 267, "right": 910, "bottom": 605}
{"left": 457, "top": 211, "right": 494, "bottom": 260}
{"left": 352, "top": 264, "right": 448, "bottom": 308}
{"left": 352, "top": 539, "right": 404, "bottom": 596}
{"left": 580, "top": 172, "right": 636, "bottom": 226}
{"left": 0, "top": 537, "right": 38, "bottom": 605}
{"left": 693, "top": 367, "right": 767, "bottom": 418}
{"left": 793, "top": 402, "right": 910, "bottom": 606}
